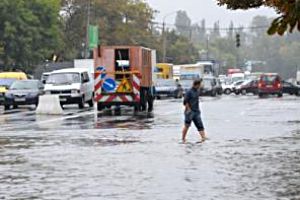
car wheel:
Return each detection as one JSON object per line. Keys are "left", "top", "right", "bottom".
{"left": 13, "top": 105, "right": 18, "bottom": 109}
{"left": 278, "top": 93, "right": 283, "bottom": 98}
{"left": 88, "top": 98, "right": 94, "bottom": 107}
{"left": 259, "top": 93, "right": 264, "bottom": 98}
{"left": 4, "top": 105, "right": 10, "bottom": 110}
{"left": 78, "top": 96, "right": 85, "bottom": 109}
{"left": 235, "top": 91, "right": 240, "bottom": 95}
{"left": 241, "top": 89, "right": 247, "bottom": 95}
{"left": 211, "top": 90, "right": 216, "bottom": 97}
{"left": 224, "top": 89, "right": 231, "bottom": 95}
{"left": 177, "top": 90, "right": 183, "bottom": 98}
{"left": 296, "top": 90, "right": 300, "bottom": 96}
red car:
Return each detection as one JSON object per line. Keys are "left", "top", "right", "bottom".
{"left": 258, "top": 73, "right": 283, "bottom": 98}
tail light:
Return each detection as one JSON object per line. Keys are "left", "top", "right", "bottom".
{"left": 258, "top": 81, "right": 264, "bottom": 88}
{"left": 276, "top": 82, "right": 281, "bottom": 88}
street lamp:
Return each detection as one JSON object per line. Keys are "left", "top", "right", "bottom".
{"left": 162, "top": 11, "right": 178, "bottom": 63}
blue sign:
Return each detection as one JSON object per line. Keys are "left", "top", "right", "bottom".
{"left": 102, "top": 78, "right": 116, "bottom": 92}
{"left": 96, "top": 66, "right": 105, "bottom": 71}
{"left": 96, "top": 66, "right": 107, "bottom": 79}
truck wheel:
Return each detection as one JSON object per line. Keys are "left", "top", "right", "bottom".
{"left": 224, "top": 89, "right": 231, "bottom": 95}
{"left": 97, "top": 103, "right": 103, "bottom": 111}
{"left": 78, "top": 96, "right": 85, "bottom": 109}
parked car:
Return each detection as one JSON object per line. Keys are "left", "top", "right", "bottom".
{"left": 282, "top": 81, "right": 300, "bottom": 96}
{"left": 239, "top": 79, "right": 259, "bottom": 95}
{"left": 155, "top": 79, "right": 183, "bottom": 99}
{"left": 258, "top": 73, "right": 283, "bottom": 97}
{"left": 232, "top": 80, "right": 246, "bottom": 95}
{"left": 180, "top": 79, "right": 194, "bottom": 95}
{"left": 222, "top": 80, "right": 244, "bottom": 95}
{"left": 44, "top": 68, "right": 94, "bottom": 108}
{"left": 4, "top": 80, "right": 44, "bottom": 110}
{"left": 0, "top": 78, "right": 16, "bottom": 105}
{"left": 216, "top": 78, "right": 223, "bottom": 95}
{"left": 200, "top": 77, "right": 218, "bottom": 96}
{"left": 0, "top": 72, "right": 28, "bottom": 105}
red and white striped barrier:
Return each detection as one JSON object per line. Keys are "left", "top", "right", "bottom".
{"left": 94, "top": 70, "right": 141, "bottom": 104}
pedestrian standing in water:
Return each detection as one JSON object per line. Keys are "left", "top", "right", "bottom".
{"left": 182, "top": 79, "right": 207, "bottom": 143}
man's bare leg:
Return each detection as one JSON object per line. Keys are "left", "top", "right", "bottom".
{"left": 182, "top": 125, "right": 189, "bottom": 143}
{"left": 199, "top": 130, "right": 207, "bottom": 142}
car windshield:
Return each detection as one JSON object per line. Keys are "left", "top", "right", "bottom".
{"left": 234, "top": 81, "right": 244, "bottom": 86}
{"left": 203, "top": 79, "right": 212, "bottom": 87}
{"left": 156, "top": 80, "right": 175, "bottom": 87}
{"left": 0, "top": 78, "right": 16, "bottom": 89}
{"left": 10, "top": 81, "right": 38, "bottom": 90}
{"left": 180, "top": 80, "right": 193, "bottom": 88}
{"left": 241, "top": 80, "right": 252, "bottom": 86}
{"left": 232, "top": 77, "right": 244, "bottom": 83}
{"left": 47, "top": 73, "right": 80, "bottom": 84}
{"left": 261, "top": 75, "right": 279, "bottom": 84}
{"left": 180, "top": 74, "right": 200, "bottom": 80}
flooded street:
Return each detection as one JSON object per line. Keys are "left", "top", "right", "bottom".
{"left": 0, "top": 95, "right": 299, "bottom": 200}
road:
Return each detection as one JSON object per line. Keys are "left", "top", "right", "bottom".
{"left": 0, "top": 95, "right": 299, "bottom": 200}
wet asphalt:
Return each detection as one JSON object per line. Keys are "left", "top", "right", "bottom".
{"left": 0, "top": 94, "right": 299, "bottom": 200}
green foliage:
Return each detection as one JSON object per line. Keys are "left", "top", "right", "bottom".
{"left": 62, "top": 0, "right": 157, "bottom": 59}
{"left": 165, "top": 30, "right": 198, "bottom": 64}
{"left": 0, "top": 0, "right": 62, "bottom": 71}
{"left": 217, "top": 0, "right": 300, "bottom": 35}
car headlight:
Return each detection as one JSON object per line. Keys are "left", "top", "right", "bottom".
{"left": 28, "top": 92, "right": 38, "bottom": 97}
{"left": 5, "top": 93, "right": 13, "bottom": 98}
{"left": 71, "top": 89, "right": 80, "bottom": 94}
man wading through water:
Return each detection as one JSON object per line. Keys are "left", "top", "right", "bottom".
{"left": 182, "top": 79, "right": 207, "bottom": 143}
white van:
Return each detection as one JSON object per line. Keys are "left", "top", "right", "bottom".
{"left": 44, "top": 68, "right": 94, "bottom": 108}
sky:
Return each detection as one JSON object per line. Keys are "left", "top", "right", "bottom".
{"left": 145, "top": 0, "right": 277, "bottom": 29}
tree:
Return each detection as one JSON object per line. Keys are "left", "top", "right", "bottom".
{"left": 61, "top": 0, "right": 156, "bottom": 59}
{"left": 166, "top": 31, "right": 198, "bottom": 64}
{"left": 0, "top": 0, "right": 62, "bottom": 71}
{"left": 217, "top": 0, "right": 300, "bottom": 35}
{"left": 211, "top": 21, "right": 221, "bottom": 40}
{"left": 175, "top": 10, "right": 192, "bottom": 38}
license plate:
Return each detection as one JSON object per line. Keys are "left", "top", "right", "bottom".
{"left": 15, "top": 98, "right": 25, "bottom": 102}
{"left": 266, "top": 85, "right": 273, "bottom": 88}
{"left": 60, "top": 98, "right": 67, "bottom": 102}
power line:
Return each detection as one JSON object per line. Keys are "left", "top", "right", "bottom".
{"left": 152, "top": 21, "right": 269, "bottom": 31}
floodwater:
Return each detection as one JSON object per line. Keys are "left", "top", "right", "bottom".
{"left": 0, "top": 95, "right": 299, "bottom": 200}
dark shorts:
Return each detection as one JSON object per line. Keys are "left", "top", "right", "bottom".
{"left": 184, "top": 111, "right": 205, "bottom": 131}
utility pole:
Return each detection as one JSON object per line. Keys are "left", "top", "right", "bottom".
{"left": 162, "top": 21, "right": 167, "bottom": 63}
{"left": 206, "top": 35, "right": 209, "bottom": 60}
{"left": 85, "top": 0, "right": 91, "bottom": 59}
